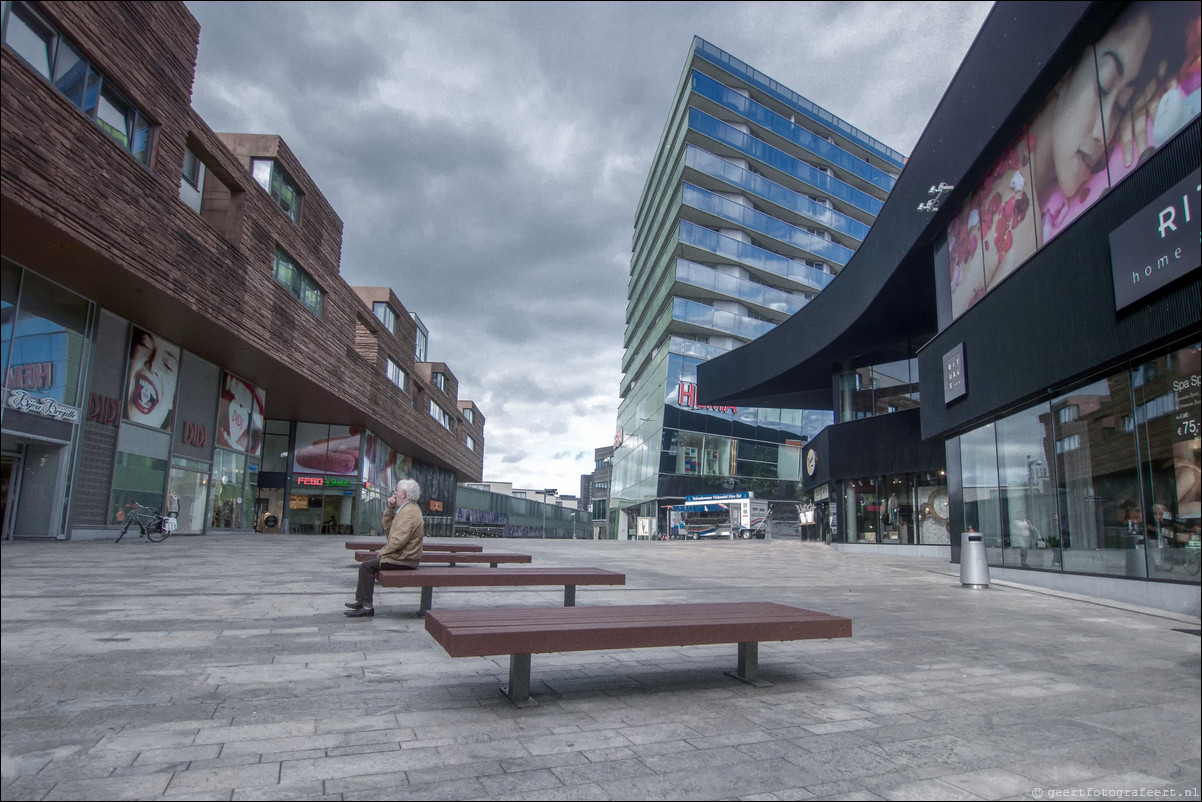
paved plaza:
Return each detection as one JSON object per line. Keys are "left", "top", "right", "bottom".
{"left": 2, "top": 535, "right": 1199, "bottom": 801}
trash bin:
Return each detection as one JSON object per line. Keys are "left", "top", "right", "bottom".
{"left": 960, "top": 532, "right": 990, "bottom": 588}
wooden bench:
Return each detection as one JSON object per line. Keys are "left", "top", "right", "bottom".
{"left": 377, "top": 566, "right": 625, "bottom": 615}
{"left": 354, "top": 551, "right": 532, "bottom": 567}
{"left": 345, "top": 541, "right": 483, "bottom": 552}
{"left": 425, "top": 602, "right": 852, "bottom": 707}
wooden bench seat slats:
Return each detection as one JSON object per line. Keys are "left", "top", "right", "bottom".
{"left": 376, "top": 567, "right": 624, "bottom": 588}
{"left": 374, "top": 567, "right": 626, "bottom": 614}
{"left": 355, "top": 551, "right": 532, "bottom": 566}
{"left": 424, "top": 602, "right": 852, "bottom": 706}
{"left": 346, "top": 541, "right": 483, "bottom": 552}
{"left": 426, "top": 602, "right": 852, "bottom": 658}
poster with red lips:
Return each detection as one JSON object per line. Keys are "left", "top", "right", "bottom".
{"left": 217, "top": 373, "right": 259, "bottom": 453}
{"left": 124, "top": 327, "right": 181, "bottom": 431}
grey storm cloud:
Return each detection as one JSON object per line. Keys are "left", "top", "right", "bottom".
{"left": 184, "top": 0, "right": 994, "bottom": 489}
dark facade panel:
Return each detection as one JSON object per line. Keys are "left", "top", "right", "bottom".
{"left": 803, "top": 409, "right": 945, "bottom": 488}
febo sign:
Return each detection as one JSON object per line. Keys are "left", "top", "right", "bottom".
{"left": 1110, "top": 169, "right": 1201, "bottom": 311}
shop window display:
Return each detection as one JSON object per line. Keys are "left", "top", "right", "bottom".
{"left": 1136, "top": 343, "right": 1201, "bottom": 579}
{"left": 167, "top": 463, "right": 208, "bottom": 534}
{"left": 917, "top": 481, "right": 951, "bottom": 545}
{"left": 209, "top": 449, "right": 246, "bottom": 529}
{"left": 109, "top": 451, "right": 167, "bottom": 525}
{"left": 954, "top": 340, "right": 1200, "bottom": 582}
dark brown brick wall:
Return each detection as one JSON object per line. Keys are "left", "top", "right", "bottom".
{"left": 1, "top": 1, "right": 484, "bottom": 484}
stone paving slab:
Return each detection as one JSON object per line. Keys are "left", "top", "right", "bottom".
{"left": 2, "top": 535, "right": 1199, "bottom": 801}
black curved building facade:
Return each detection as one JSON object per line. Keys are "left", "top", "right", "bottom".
{"left": 699, "top": 1, "right": 1200, "bottom": 615}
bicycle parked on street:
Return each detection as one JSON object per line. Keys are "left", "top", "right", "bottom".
{"left": 116, "top": 495, "right": 180, "bottom": 543}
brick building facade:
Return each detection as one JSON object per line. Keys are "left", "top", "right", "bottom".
{"left": 1, "top": 1, "right": 484, "bottom": 539}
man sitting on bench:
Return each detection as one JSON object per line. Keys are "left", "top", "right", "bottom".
{"left": 345, "top": 478, "right": 423, "bottom": 618}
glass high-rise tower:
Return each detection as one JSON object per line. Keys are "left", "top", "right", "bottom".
{"left": 610, "top": 37, "right": 901, "bottom": 538}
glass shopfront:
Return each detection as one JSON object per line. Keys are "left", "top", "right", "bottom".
{"left": 1, "top": 264, "right": 92, "bottom": 539}
{"left": 836, "top": 471, "right": 948, "bottom": 545}
{"left": 168, "top": 457, "right": 209, "bottom": 533}
{"left": 287, "top": 474, "right": 358, "bottom": 534}
{"left": 953, "top": 340, "right": 1200, "bottom": 581}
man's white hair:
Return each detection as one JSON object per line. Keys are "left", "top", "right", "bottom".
{"left": 396, "top": 478, "right": 421, "bottom": 502}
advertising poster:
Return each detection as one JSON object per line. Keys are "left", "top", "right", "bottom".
{"left": 946, "top": 0, "right": 1201, "bottom": 320}
{"left": 249, "top": 386, "right": 265, "bottom": 458}
{"left": 292, "top": 423, "right": 361, "bottom": 475}
{"left": 216, "top": 372, "right": 253, "bottom": 452}
{"left": 124, "top": 327, "right": 180, "bottom": 430}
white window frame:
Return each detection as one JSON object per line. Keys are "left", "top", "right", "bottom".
{"left": 386, "top": 358, "right": 407, "bottom": 392}
{"left": 429, "top": 399, "right": 452, "bottom": 431}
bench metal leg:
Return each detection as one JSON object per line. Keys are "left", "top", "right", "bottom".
{"left": 501, "top": 653, "right": 538, "bottom": 707}
{"left": 725, "top": 642, "right": 773, "bottom": 688}
{"left": 563, "top": 584, "right": 576, "bottom": 607}
{"left": 416, "top": 586, "right": 434, "bottom": 618}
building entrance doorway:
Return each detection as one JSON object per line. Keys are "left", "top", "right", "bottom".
{"left": 0, "top": 439, "right": 67, "bottom": 538}
{"left": 2, "top": 453, "right": 20, "bottom": 540}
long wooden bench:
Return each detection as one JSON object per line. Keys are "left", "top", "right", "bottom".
{"left": 377, "top": 566, "right": 625, "bottom": 615}
{"left": 346, "top": 541, "right": 483, "bottom": 553}
{"left": 425, "top": 602, "right": 852, "bottom": 707}
{"left": 354, "top": 551, "right": 532, "bottom": 567}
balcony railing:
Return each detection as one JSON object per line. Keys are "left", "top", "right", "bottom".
{"left": 679, "top": 221, "right": 836, "bottom": 293}
{"left": 671, "top": 297, "right": 777, "bottom": 341}
{"left": 691, "top": 71, "right": 896, "bottom": 193}
{"left": 692, "top": 38, "right": 906, "bottom": 169}
{"left": 685, "top": 146, "right": 870, "bottom": 244}
{"left": 689, "top": 109, "right": 884, "bottom": 217}
{"left": 674, "top": 258, "right": 808, "bottom": 317}
{"left": 682, "top": 182, "right": 856, "bottom": 266}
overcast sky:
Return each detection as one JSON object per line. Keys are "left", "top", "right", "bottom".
{"left": 184, "top": 0, "right": 994, "bottom": 493}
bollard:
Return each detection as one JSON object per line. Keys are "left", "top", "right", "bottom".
{"left": 960, "top": 532, "right": 990, "bottom": 588}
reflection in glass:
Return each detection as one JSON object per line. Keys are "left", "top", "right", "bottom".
{"left": 4, "top": 271, "right": 90, "bottom": 406}
{"left": 210, "top": 449, "right": 246, "bottom": 529}
{"left": 996, "top": 405, "right": 1057, "bottom": 568}
{"left": 168, "top": 467, "right": 208, "bottom": 533}
{"left": 1137, "top": 343, "right": 1201, "bottom": 580}
{"left": 109, "top": 451, "right": 167, "bottom": 525}
{"left": 1050, "top": 375, "right": 1145, "bottom": 577}
{"left": 4, "top": 2, "right": 54, "bottom": 78}
{"left": 960, "top": 423, "right": 1002, "bottom": 561}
